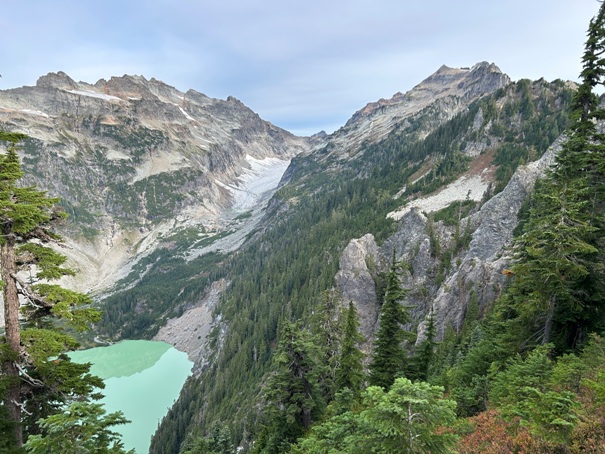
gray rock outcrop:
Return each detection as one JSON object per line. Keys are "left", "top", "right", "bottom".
{"left": 335, "top": 134, "right": 565, "bottom": 341}
{"left": 335, "top": 234, "right": 381, "bottom": 344}
{"left": 0, "top": 73, "right": 311, "bottom": 294}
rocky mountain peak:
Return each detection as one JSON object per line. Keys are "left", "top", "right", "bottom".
{"left": 330, "top": 76, "right": 573, "bottom": 343}
{"left": 94, "top": 74, "right": 154, "bottom": 99}
{"left": 36, "top": 71, "right": 79, "bottom": 90}
{"left": 306, "top": 62, "right": 510, "bottom": 164}
{"left": 0, "top": 71, "right": 312, "bottom": 294}
{"left": 347, "top": 62, "right": 507, "bottom": 126}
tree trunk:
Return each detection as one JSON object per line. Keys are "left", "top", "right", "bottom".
{"left": 1, "top": 235, "right": 22, "bottom": 446}
{"left": 301, "top": 377, "right": 312, "bottom": 431}
{"left": 542, "top": 296, "right": 556, "bottom": 345}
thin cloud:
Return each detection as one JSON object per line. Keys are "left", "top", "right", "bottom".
{"left": 0, "top": 0, "right": 599, "bottom": 136}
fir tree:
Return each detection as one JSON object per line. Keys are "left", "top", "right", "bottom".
{"left": 310, "top": 289, "right": 345, "bottom": 403}
{"left": 410, "top": 308, "right": 437, "bottom": 381}
{"left": 23, "top": 402, "right": 132, "bottom": 454}
{"left": 368, "top": 257, "right": 413, "bottom": 389}
{"left": 0, "top": 133, "right": 118, "bottom": 449}
{"left": 503, "top": 1, "right": 605, "bottom": 351}
{"left": 507, "top": 176, "right": 598, "bottom": 348}
{"left": 335, "top": 301, "right": 365, "bottom": 395}
{"left": 294, "top": 378, "right": 459, "bottom": 453}
{"left": 257, "top": 321, "right": 323, "bottom": 453}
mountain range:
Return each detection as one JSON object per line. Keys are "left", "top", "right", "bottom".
{"left": 0, "top": 62, "right": 575, "bottom": 451}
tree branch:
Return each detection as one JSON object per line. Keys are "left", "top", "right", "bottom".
{"left": 11, "top": 399, "right": 33, "bottom": 416}
{"left": 10, "top": 273, "right": 53, "bottom": 309}
{"left": 15, "top": 363, "right": 44, "bottom": 388}
{"left": 22, "top": 226, "right": 63, "bottom": 244}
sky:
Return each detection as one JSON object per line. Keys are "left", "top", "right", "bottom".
{"left": 0, "top": 1, "right": 601, "bottom": 136}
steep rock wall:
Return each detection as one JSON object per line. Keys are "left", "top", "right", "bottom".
{"left": 336, "top": 135, "right": 565, "bottom": 341}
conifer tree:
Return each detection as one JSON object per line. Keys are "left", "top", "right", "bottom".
{"left": 257, "top": 321, "right": 323, "bottom": 453}
{"left": 0, "top": 133, "right": 112, "bottom": 448}
{"left": 294, "top": 378, "right": 459, "bottom": 453}
{"left": 335, "top": 301, "right": 365, "bottom": 395}
{"left": 310, "top": 289, "right": 345, "bottom": 403}
{"left": 507, "top": 177, "right": 598, "bottom": 348}
{"left": 411, "top": 308, "right": 437, "bottom": 381}
{"left": 503, "top": 1, "right": 605, "bottom": 351}
{"left": 368, "top": 257, "right": 413, "bottom": 389}
{"left": 23, "top": 401, "right": 132, "bottom": 454}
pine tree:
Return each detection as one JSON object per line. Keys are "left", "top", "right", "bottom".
{"left": 310, "top": 289, "right": 345, "bottom": 403}
{"left": 368, "top": 257, "right": 413, "bottom": 389}
{"left": 335, "top": 301, "right": 365, "bottom": 395}
{"left": 0, "top": 133, "right": 110, "bottom": 448}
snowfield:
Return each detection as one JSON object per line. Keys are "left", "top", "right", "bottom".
{"left": 186, "top": 155, "right": 291, "bottom": 260}
{"left": 387, "top": 173, "right": 490, "bottom": 220}
{"left": 218, "top": 155, "right": 291, "bottom": 212}
{"left": 178, "top": 106, "right": 196, "bottom": 122}
{"left": 65, "top": 89, "right": 122, "bottom": 101}
{"left": 0, "top": 106, "right": 50, "bottom": 118}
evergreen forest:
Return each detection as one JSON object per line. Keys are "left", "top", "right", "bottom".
{"left": 153, "top": 3, "right": 605, "bottom": 453}
{"left": 2, "top": 3, "right": 605, "bottom": 454}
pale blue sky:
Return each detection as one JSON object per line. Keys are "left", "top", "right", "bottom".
{"left": 0, "top": 0, "right": 600, "bottom": 135}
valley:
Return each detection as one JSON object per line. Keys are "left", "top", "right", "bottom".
{"left": 1, "top": 47, "right": 602, "bottom": 453}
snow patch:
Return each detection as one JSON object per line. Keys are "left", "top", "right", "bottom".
{"left": 0, "top": 106, "right": 49, "bottom": 118}
{"left": 20, "top": 109, "right": 49, "bottom": 118}
{"left": 65, "top": 89, "right": 122, "bottom": 101}
{"left": 388, "top": 173, "right": 489, "bottom": 221}
{"left": 106, "top": 149, "right": 131, "bottom": 160}
{"left": 187, "top": 156, "right": 290, "bottom": 260}
{"left": 178, "top": 106, "right": 196, "bottom": 122}
{"left": 227, "top": 155, "right": 290, "bottom": 211}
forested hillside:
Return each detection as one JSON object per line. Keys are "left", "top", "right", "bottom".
{"left": 152, "top": 4, "right": 605, "bottom": 453}
{"left": 147, "top": 39, "right": 598, "bottom": 454}
{"left": 1, "top": 4, "right": 604, "bottom": 454}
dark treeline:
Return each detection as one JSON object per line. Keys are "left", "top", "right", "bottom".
{"left": 150, "top": 71, "right": 574, "bottom": 453}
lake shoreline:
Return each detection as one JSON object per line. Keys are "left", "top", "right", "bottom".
{"left": 69, "top": 340, "right": 193, "bottom": 453}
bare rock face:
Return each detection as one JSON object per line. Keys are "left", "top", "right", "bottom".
{"left": 426, "top": 136, "right": 565, "bottom": 336}
{"left": 466, "top": 136, "right": 561, "bottom": 261}
{"left": 153, "top": 279, "right": 226, "bottom": 368}
{"left": 336, "top": 134, "right": 565, "bottom": 342}
{"left": 348, "top": 62, "right": 508, "bottom": 126}
{"left": 336, "top": 62, "right": 510, "bottom": 151}
{"left": 0, "top": 73, "right": 311, "bottom": 294}
{"left": 36, "top": 71, "right": 79, "bottom": 90}
{"left": 335, "top": 234, "right": 381, "bottom": 343}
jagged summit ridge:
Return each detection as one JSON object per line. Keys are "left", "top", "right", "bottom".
{"left": 296, "top": 62, "right": 510, "bottom": 169}
{"left": 34, "top": 72, "right": 198, "bottom": 104}
{"left": 347, "top": 62, "right": 506, "bottom": 126}
{"left": 0, "top": 71, "right": 311, "bottom": 294}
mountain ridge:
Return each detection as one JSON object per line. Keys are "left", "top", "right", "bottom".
{"left": 0, "top": 71, "right": 311, "bottom": 295}
{"left": 0, "top": 62, "right": 578, "bottom": 451}
{"left": 148, "top": 66, "right": 574, "bottom": 451}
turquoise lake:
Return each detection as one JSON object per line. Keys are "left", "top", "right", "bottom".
{"left": 69, "top": 340, "right": 193, "bottom": 453}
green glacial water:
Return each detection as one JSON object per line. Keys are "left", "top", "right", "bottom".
{"left": 69, "top": 340, "right": 193, "bottom": 453}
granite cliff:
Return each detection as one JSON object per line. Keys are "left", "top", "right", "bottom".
{"left": 336, "top": 135, "right": 566, "bottom": 344}
{"left": 0, "top": 72, "right": 311, "bottom": 294}
{"left": 0, "top": 66, "right": 577, "bottom": 445}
